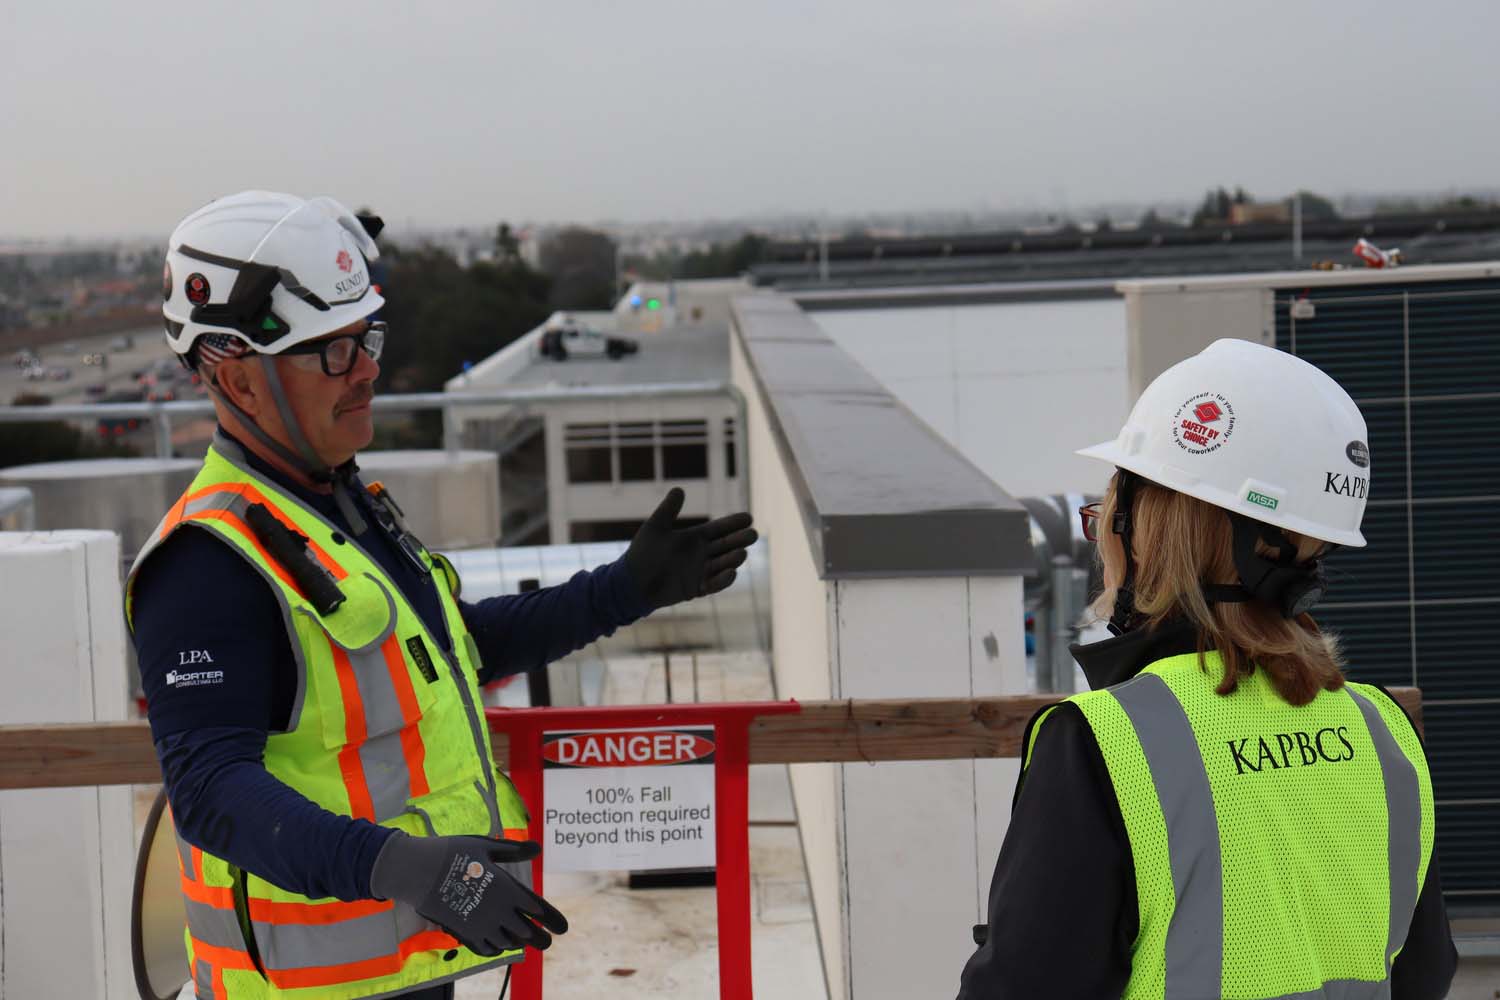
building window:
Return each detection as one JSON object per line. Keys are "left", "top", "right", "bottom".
{"left": 617, "top": 421, "right": 657, "bottom": 481}
{"left": 661, "top": 419, "right": 708, "bottom": 479}
{"left": 723, "top": 418, "right": 737, "bottom": 479}
{"left": 564, "top": 423, "right": 612, "bottom": 483}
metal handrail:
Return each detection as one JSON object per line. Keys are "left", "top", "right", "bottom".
{"left": 0, "top": 381, "right": 752, "bottom": 505}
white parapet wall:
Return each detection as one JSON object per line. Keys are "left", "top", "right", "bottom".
{"left": 0, "top": 530, "right": 136, "bottom": 1000}
{"left": 731, "top": 294, "right": 1033, "bottom": 999}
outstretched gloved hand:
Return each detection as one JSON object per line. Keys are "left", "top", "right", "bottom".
{"left": 370, "top": 832, "right": 567, "bottom": 955}
{"left": 624, "top": 488, "right": 757, "bottom": 611}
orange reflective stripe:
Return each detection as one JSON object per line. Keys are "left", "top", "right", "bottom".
{"left": 174, "top": 481, "right": 348, "bottom": 579}
{"left": 338, "top": 745, "right": 375, "bottom": 822}
{"left": 503, "top": 828, "right": 529, "bottom": 841}
{"left": 381, "top": 634, "right": 430, "bottom": 798}
{"left": 190, "top": 936, "right": 257, "bottom": 971}
{"left": 161, "top": 490, "right": 192, "bottom": 539}
{"left": 191, "top": 845, "right": 205, "bottom": 882}
{"left": 332, "top": 646, "right": 375, "bottom": 820}
{"left": 265, "top": 929, "right": 459, "bottom": 990}
{"left": 182, "top": 508, "right": 305, "bottom": 598}
{"left": 180, "top": 874, "right": 235, "bottom": 909}
{"left": 248, "top": 896, "right": 393, "bottom": 926}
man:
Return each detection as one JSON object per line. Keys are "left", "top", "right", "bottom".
{"left": 127, "top": 190, "right": 756, "bottom": 999}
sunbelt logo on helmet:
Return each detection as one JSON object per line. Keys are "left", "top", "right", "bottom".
{"left": 1172, "top": 392, "right": 1236, "bottom": 455}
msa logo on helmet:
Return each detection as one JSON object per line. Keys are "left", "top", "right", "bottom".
{"left": 335, "top": 250, "right": 353, "bottom": 273}
{"left": 334, "top": 269, "right": 366, "bottom": 297}
{"left": 1245, "top": 490, "right": 1279, "bottom": 510}
{"left": 1172, "top": 392, "right": 1235, "bottom": 454}
{"left": 1324, "top": 472, "right": 1368, "bottom": 499}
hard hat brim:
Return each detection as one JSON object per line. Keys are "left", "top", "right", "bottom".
{"left": 1077, "top": 438, "right": 1368, "bottom": 549}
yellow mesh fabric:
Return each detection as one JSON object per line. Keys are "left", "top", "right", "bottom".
{"left": 1069, "top": 691, "right": 1174, "bottom": 1000}
{"left": 1149, "top": 654, "right": 1388, "bottom": 996}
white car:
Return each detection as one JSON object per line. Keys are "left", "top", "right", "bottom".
{"left": 540, "top": 320, "right": 638, "bottom": 361}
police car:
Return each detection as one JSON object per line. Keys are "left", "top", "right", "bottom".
{"left": 540, "top": 316, "right": 638, "bottom": 361}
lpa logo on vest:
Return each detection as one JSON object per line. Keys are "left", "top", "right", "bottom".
{"left": 542, "top": 730, "right": 716, "bottom": 768}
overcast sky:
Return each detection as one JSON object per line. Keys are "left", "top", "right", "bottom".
{"left": 3, "top": 0, "right": 1497, "bottom": 240}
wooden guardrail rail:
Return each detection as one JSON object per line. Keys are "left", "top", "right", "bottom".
{"left": 0, "top": 690, "right": 1423, "bottom": 791}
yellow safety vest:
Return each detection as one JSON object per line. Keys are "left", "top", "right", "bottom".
{"left": 1026, "top": 652, "right": 1434, "bottom": 1000}
{"left": 127, "top": 438, "right": 531, "bottom": 1000}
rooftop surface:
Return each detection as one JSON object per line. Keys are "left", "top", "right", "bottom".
{"left": 502, "top": 324, "right": 729, "bottom": 390}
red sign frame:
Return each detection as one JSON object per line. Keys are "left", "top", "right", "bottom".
{"left": 487, "top": 700, "right": 802, "bottom": 1000}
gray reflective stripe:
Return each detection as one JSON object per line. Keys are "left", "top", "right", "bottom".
{"left": 360, "top": 729, "right": 415, "bottom": 821}
{"left": 253, "top": 906, "right": 397, "bottom": 972}
{"left": 1275, "top": 978, "right": 1390, "bottom": 999}
{"left": 195, "top": 958, "right": 217, "bottom": 1000}
{"left": 349, "top": 645, "right": 407, "bottom": 735}
{"left": 1347, "top": 689, "right": 1422, "bottom": 970}
{"left": 394, "top": 900, "right": 437, "bottom": 942}
{"left": 174, "top": 831, "right": 195, "bottom": 879}
{"left": 185, "top": 898, "right": 248, "bottom": 950}
{"left": 1111, "top": 673, "right": 1224, "bottom": 1000}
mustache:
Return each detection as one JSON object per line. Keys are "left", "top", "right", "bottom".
{"left": 335, "top": 386, "right": 374, "bottom": 414}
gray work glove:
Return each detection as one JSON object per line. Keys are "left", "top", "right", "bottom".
{"left": 370, "top": 832, "right": 567, "bottom": 955}
{"left": 624, "top": 487, "right": 757, "bottom": 611}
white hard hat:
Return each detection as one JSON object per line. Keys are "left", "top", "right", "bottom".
{"left": 163, "top": 191, "right": 385, "bottom": 360}
{"left": 1078, "top": 338, "right": 1369, "bottom": 548}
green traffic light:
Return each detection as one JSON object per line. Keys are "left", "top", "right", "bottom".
{"left": 647, "top": 298, "right": 661, "bottom": 310}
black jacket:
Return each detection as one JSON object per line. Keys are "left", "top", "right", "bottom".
{"left": 956, "top": 622, "right": 1458, "bottom": 999}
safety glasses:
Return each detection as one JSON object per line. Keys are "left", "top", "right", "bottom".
{"left": 1078, "top": 501, "right": 1126, "bottom": 542}
{"left": 279, "top": 322, "right": 385, "bottom": 376}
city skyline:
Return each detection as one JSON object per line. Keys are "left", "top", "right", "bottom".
{"left": 4, "top": 0, "right": 1498, "bottom": 240}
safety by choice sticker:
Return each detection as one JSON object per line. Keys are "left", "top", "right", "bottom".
{"left": 540, "top": 727, "right": 715, "bottom": 872}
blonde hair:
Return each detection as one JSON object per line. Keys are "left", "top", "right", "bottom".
{"left": 1090, "top": 473, "right": 1345, "bottom": 706}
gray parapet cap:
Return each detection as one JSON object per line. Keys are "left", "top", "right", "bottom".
{"left": 731, "top": 293, "right": 1033, "bottom": 578}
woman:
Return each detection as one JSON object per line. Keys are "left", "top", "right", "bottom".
{"left": 958, "top": 339, "right": 1456, "bottom": 999}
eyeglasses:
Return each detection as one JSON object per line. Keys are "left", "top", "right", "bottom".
{"left": 1078, "top": 501, "right": 1126, "bottom": 542}
{"left": 279, "top": 322, "right": 385, "bottom": 376}
{"left": 1079, "top": 502, "right": 1102, "bottom": 542}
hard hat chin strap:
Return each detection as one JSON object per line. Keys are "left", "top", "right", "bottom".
{"left": 205, "top": 357, "right": 369, "bottom": 535}
{"left": 1107, "top": 470, "right": 1142, "bottom": 636}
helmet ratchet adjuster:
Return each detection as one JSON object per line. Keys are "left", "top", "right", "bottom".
{"left": 1225, "top": 514, "right": 1332, "bottom": 619}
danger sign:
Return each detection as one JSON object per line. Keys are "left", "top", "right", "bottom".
{"left": 541, "top": 727, "right": 716, "bottom": 872}
{"left": 542, "top": 730, "right": 715, "bottom": 768}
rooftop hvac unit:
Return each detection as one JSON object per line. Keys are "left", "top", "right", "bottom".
{"left": 1275, "top": 274, "right": 1500, "bottom": 916}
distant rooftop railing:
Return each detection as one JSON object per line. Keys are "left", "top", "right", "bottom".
{"left": 0, "top": 382, "right": 742, "bottom": 461}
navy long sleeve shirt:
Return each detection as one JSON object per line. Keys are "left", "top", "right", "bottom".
{"left": 132, "top": 431, "right": 650, "bottom": 901}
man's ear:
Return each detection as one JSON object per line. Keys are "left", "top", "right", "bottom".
{"left": 214, "top": 358, "right": 262, "bottom": 418}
